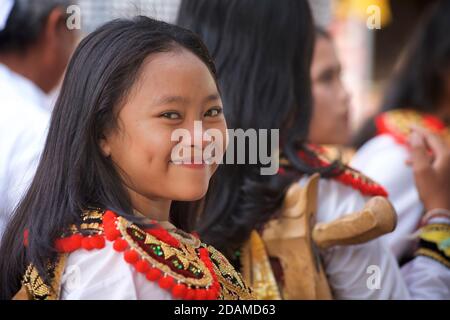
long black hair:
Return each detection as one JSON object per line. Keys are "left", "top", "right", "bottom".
{"left": 0, "top": 16, "right": 217, "bottom": 299}
{"left": 353, "top": 0, "right": 450, "bottom": 148}
{"left": 178, "top": 0, "right": 337, "bottom": 258}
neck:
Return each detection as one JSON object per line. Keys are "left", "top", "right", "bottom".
{"left": 127, "top": 187, "right": 171, "bottom": 222}
{"left": 0, "top": 50, "right": 48, "bottom": 93}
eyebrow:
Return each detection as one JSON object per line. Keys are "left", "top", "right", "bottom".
{"left": 153, "top": 93, "right": 221, "bottom": 107}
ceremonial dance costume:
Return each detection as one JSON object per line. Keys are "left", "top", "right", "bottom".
{"left": 242, "top": 144, "right": 450, "bottom": 299}
{"left": 17, "top": 209, "right": 254, "bottom": 300}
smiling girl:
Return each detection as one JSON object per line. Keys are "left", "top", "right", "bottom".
{"left": 0, "top": 17, "right": 253, "bottom": 300}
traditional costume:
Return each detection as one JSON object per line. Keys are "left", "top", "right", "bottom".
{"left": 16, "top": 209, "right": 254, "bottom": 300}
{"left": 241, "top": 144, "right": 450, "bottom": 299}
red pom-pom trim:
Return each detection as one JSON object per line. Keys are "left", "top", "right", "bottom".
{"left": 104, "top": 226, "right": 120, "bottom": 241}
{"left": 172, "top": 284, "right": 187, "bottom": 299}
{"left": 135, "top": 259, "right": 150, "bottom": 273}
{"left": 146, "top": 268, "right": 162, "bottom": 281}
{"left": 113, "top": 238, "right": 128, "bottom": 252}
{"left": 103, "top": 210, "right": 117, "bottom": 223}
{"left": 184, "top": 288, "right": 196, "bottom": 300}
{"left": 124, "top": 250, "right": 139, "bottom": 264}
{"left": 46, "top": 209, "right": 221, "bottom": 300}
{"left": 90, "top": 235, "right": 105, "bottom": 249}
{"left": 195, "top": 288, "right": 207, "bottom": 300}
{"left": 81, "top": 237, "right": 93, "bottom": 250}
{"left": 159, "top": 276, "right": 175, "bottom": 289}
{"left": 206, "top": 288, "right": 218, "bottom": 300}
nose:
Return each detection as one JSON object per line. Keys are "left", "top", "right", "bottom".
{"left": 338, "top": 79, "right": 351, "bottom": 111}
{"left": 180, "top": 120, "right": 210, "bottom": 150}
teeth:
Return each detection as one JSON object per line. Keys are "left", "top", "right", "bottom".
{"left": 170, "top": 157, "right": 216, "bottom": 164}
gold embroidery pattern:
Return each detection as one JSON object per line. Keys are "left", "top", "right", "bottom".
{"left": 116, "top": 217, "right": 214, "bottom": 288}
{"left": 377, "top": 109, "right": 450, "bottom": 144}
{"left": 240, "top": 230, "right": 282, "bottom": 299}
{"left": 206, "top": 245, "right": 255, "bottom": 300}
{"left": 415, "top": 248, "right": 450, "bottom": 269}
{"left": 22, "top": 254, "right": 67, "bottom": 300}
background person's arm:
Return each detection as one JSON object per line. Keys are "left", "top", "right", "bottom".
{"left": 400, "top": 128, "right": 450, "bottom": 299}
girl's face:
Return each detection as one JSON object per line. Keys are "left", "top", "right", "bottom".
{"left": 309, "top": 36, "right": 350, "bottom": 145}
{"left": 100, "top": 48, "right": 227, "bottom": 211}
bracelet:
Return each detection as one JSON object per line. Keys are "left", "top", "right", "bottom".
{"left": 420, "top": 208, "right": 450, "bottom": 227}
{"left": 416, "top": 222, "right": 450, "bottom": 268}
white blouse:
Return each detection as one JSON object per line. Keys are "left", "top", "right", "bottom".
{"left": 60, "top": 240, "right": 173, "bottom": 300}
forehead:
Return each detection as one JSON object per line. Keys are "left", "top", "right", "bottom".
{"left": 136, "top": 48, "right": 218, "bottom": 97}
{"left": 313, "top": 37, "right": 338, "bottom": 65}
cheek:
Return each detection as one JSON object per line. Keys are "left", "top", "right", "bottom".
{"left": 110, "top": 124, "right": 172, "bottom": 183}
{"left": 217, "top": 121, "right": 229, "bottom": 155}
{"left": 315, "top": 87, "right": 343, "bottom": 130}
{"left": 313, "top": 89, "right": 329, "bottom": 125}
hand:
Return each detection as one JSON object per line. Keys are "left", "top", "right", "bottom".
{"left": 408, "top": 127, "right": 450, "bottom": 211}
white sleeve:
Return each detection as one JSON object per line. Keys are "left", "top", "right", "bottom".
{"left": 0, "top": 108, "right": 49, "bottom": 238}
{"left": 401, "top": 256, "right": 450, "bottom": 299}
{"left": 351, "top": 135, "right": 423, "bottom": 260}
{"left": 301, "top": 177, "right": 450, "bottom": 299}
{"left": 60, "top": 241, "right": 173, "bottom": 300}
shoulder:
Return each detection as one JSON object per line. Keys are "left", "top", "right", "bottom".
{"left": 352, "top": 128, "right": 418, "bottom": 202}
{"left": 301, "top": 144, "right": 388, "bottom": 198}
{"left": 298, "top": 175, "right": 369, "bottom": 223}
{"left": 61, "top": 240, "right": 172, "bottom": 299}
{"left": 352, "top": 134, "right": 410, "bottom": 177}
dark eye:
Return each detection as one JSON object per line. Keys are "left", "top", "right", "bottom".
{"left": 160, "top": 111, "right": 181, "bottom": 120}
{"left": 204, "top": 107, "right": 223, "bottom": 117}
{"left": 319, "top": 70, "right": 334, "bottom": 84}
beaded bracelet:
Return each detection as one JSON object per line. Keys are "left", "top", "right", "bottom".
{"left": 419, "top": 208, "right": 450, "bottom": 228}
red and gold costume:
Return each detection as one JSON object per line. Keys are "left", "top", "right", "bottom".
{"left": 17, "top": 209, "right": 254, "bottom": 300}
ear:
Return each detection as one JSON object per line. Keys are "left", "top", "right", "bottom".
{"left": 43, "top": 7, "right": 66, "bottom": 45}
{"left": 99, "top": 135, "right": 112, "bottom": 158}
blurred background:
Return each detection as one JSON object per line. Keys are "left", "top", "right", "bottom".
{"left": 73, "top": 0, "right": 440, "bottom": 134}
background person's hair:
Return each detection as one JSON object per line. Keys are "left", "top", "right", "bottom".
{"left": 0, "top": 16, "right": 217, "bottom": 299}
{"left": 178, "top": 0, "right": 337, "bottom": 259}
{"left": 0, "top": 0, "right": 73, "bottom": 53}
{"left": 352, "top": 0, "right": 450, "bottom": 148}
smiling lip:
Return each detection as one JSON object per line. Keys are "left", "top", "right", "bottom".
{"left": 179, "top": 163, "right": 207, "bottom": 169}
{"left": 170, "top": 158, "right": 213, "bottom": 169}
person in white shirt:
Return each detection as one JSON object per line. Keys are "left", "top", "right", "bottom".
{"left": 0, "top": 0, "right": 77, "bottom": 238}
{"left": 351, "top": 0, "right": 450, "bottom": 263}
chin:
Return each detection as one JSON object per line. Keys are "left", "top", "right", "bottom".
{"left": 173, "top": 184, "right": 209, "bottom": 201}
